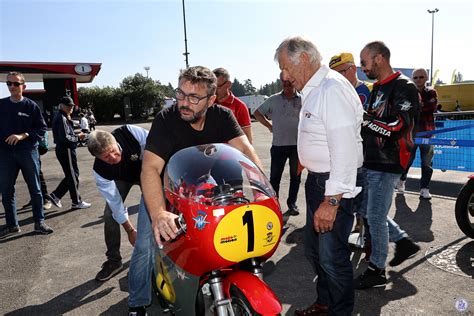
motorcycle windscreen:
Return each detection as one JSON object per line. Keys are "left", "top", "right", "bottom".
{"left": 164, "top": 143, "right": 277, "bottom": 205}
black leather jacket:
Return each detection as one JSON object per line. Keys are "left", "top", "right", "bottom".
{"left": 362, "top": 72, "right": 420, "bottom": 174}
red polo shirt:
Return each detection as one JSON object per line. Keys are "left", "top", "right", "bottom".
{"left": 218, "top": 92, "right": 251, "bottom": 128}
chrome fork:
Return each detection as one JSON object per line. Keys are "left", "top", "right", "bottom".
{"left": 208, "top": 271, "right": 234, "bottom": 316}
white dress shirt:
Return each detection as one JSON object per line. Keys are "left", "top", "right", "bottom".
{"left": 298, "top": 65, "right": 363, "bottom": 198}
{"left": 93, "top": 125, "right": 148, "bottom": 224}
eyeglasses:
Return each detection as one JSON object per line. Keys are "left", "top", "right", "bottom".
{"left": 217, "top": 81, "right": 228, "bottom": 88}
{"left": 174, "top": 88, "right": 209, "bottom": 105}
{"left": 413, "top": 76, "right": 425, "bottom": 80}
{"left": 337, "top": 65, "right": 352, "bottom": 74}
{"left": 6, "top": 81, "right": 24, "bottom": 87}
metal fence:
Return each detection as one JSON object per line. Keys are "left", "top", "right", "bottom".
{"left": 412, "top": 111, "right": 474, "bottom": 172}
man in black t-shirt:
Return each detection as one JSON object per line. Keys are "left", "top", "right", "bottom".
{"left": 127, "top": 66, "right": 262, "bottom": 315}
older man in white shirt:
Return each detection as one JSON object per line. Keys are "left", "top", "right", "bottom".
{"left": 275, "top": 36, "right": 363, "bottom": 316}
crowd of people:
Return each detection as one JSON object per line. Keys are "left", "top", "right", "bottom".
{"left": 0, "top": 35, "right": 439, "bottom": 316}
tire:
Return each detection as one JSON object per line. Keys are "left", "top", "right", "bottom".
{"left": 455, "top": 179, "right": 474, "bottom": 238}
{"left": 230, "top": 286, "right": 258, "bottom": 316}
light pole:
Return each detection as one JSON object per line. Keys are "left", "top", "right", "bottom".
{"left": 182, "top": 0, "right": 190, "bottom": 68}
{"left": 144, "top": 66, "right": 150, "bottom": 78}
{"left": 427, "top": 8, "right": 439, "bottom": 86}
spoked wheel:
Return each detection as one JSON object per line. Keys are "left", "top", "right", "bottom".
{"left": 230, "top": 286, "right": 258, "bottom": 316}
{"left": 455, "top": 179, "right": 474, "bottom": 238}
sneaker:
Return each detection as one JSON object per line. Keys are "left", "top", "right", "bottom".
{"left": 34, "top": 222, "right": 53, "bottom": 235}
{"left": 389, "top": 237, "right": 420, "bottom": 267}
{"left": 354, "top": 263, "right": 387, "bottom": 289}
{"left": 420, "top": 188, "right": 432, "bottom": 200}
{"left": 22, "top": 200, "right": 32, "bottom": 208}
{"left": 48, "top": 193, "right": 62, "bottom": 208}
{"left": 286, "top": 208, "right": 300, "bottom": 216}
{"left": 0, "top": 225, "right": 21, "bottom": 239}
{"left": 43, "top": 200, "right": 53, "bottom": 210}
{"left": 395, "top": 180, "right": 405, "bottom": 193}
{"left": 128, "top": 306, "right": 147, "bottom": 316}
{"left": 95, "top": 261, "right": 123, "bottom": 281}
{"left": 72, "top": 201, "right": 91, "bottom": 209}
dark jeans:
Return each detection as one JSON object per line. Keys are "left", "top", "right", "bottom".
{"left": 52, "top": 147, "right": 82, "bottom": 204}
{"left": 104, "top": 180, "right": 136, "bottom": 264}
{"left": 0, "top": 147, "right": 44, "bottom": 227}
{"left": 304, "top": 172, "right": 354, "bottom": 316}
{"left": 39, "top": 157, "right": 49, "bottom": 202}
{"left": 400, "top": 144, "right": 434, "bottom": 189}
{"left": 270, "top": 145, "right": 301, "bottom": 210}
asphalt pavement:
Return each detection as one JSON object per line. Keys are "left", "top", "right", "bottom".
{"left": 0, "top": 122, "right": 472, "bottom": 315}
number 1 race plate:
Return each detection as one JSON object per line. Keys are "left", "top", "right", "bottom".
{"left": 213, "top": 205, "right": 281, "bottom": 262}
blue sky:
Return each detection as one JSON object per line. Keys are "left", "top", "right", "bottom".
{"left": 1, "top": 0, "right": 473, "bottom": 96}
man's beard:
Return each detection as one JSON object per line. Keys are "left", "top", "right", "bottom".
{"left": 179, "top": 105, "right": 208, "bottom": 124}
{"left": 365, "top": 63, "right": 379, "bottom": 80}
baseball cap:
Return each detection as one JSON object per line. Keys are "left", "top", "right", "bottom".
{"left": 59, "top": 96, "right": 75, "bottom": 106}
{"left": 329, "top": 52, "right": 355, "bottom": 69}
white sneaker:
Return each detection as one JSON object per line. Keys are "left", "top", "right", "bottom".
{"left": 43, "top": 200, "right": 53, "bottom": 210}
{"left": 420, "top": 188, "right": 432, "bottom": 199}
{"left": 72, "top": 201, "right": 92, "bottom": 209}
{"left": 395, "top": 180, "right": 406, "bottom": 193}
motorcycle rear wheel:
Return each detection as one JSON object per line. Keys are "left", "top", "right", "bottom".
{"left": 455, "top": 179, "right": 474, "bottom": 238}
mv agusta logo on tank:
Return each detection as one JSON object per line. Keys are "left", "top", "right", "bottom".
{"left": 153, "top": 144, "right": 284, "bottom": 315}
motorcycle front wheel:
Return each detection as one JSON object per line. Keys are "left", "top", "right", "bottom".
{"left": 230, "top": 286, "right": 257, "bottom": 316}
{"left": 455, "top": 179, "right": 474, "bottom": 238}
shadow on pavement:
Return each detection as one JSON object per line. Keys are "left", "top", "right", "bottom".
{"left": 456, "top": 241, "right": 474, "bottom": 278}
{"left": 405, "top": 178, "right": 462, "bottom": 198}
{"left": 267, "top": 228, "right": 470, "bottom": 314}
{"left": 5, "top": 261, "right": 131, "bottom": 316}
{"left": 81, "top": 204, "right": 140, "bottom": 229}
{"left": 394, "top": 195, "right": 434, "bottom": 243}
{"left": 5, "top": 280, "right": 114, "bottom": 316}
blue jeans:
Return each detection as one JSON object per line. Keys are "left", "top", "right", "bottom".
{"left": 304, "top": 172, "right": 354, "bottom": 316}
{"left": 365, "top": 169, "right": 405, "bottom": 269}
{"left": 270, "top": 145, "right": 301, "bottom": 210}
{"left": 0, "top": 147, "right": 44, "bottom": 227}
{"left": 128, "top": 197, "right": 155, "bottom": 308}
{"left": 356, "top": 168, "right": 407, "bottom": 244}
{"left": 400, "top": 144, "right": 434, "bottom": 189}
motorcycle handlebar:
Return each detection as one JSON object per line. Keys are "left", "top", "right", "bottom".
{"left": 159, "top": 213, "right": 187, "bottom": 243}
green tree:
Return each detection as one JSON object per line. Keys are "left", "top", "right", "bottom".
{"left": 243, "top": 79, "right": 256, "bottom": 95}
{"left": 231, "top": 79, "right": 246, "bottom": 97}
{"left": 120, "top": 73, "right": 165, "bottom": 119}
{"left": 78, "top": 86, "right": 122, "bottom": 122}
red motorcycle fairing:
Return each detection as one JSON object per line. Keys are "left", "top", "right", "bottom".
{"left": 163, "top": 195, "right": 282, "bottom": 276}
{"left": 223, "top": 270, "right": 282, "bottom": 315}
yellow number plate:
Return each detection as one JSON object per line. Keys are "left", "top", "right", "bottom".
{"left": 213, "top": 205, "right": 281, "bottom": 262}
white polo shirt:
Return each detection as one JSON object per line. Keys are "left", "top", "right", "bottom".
{"left": 298, "top": 65, "right": 363, "bottom": 198}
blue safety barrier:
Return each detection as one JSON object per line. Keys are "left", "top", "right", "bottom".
{"left": 412, "top": 120, "right": 474, "bottom": 172}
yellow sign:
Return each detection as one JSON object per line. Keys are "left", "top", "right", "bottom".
{"left": 213, "top": 204, "right": 281, "bottom": 262}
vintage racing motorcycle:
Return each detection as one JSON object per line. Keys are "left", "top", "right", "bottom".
{"left": 153, "top": 143, "right": 283, "bottom": 315}
{"left": 455, "top": 175, "right": 474, "bottom": 238}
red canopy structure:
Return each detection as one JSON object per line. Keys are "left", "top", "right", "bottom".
{"left": 0, "top": 62, "right": 101, "bottom": 124}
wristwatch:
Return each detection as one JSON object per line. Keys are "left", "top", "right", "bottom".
{"left": 327, "top": 196, "right": 340, "bottom": 206}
